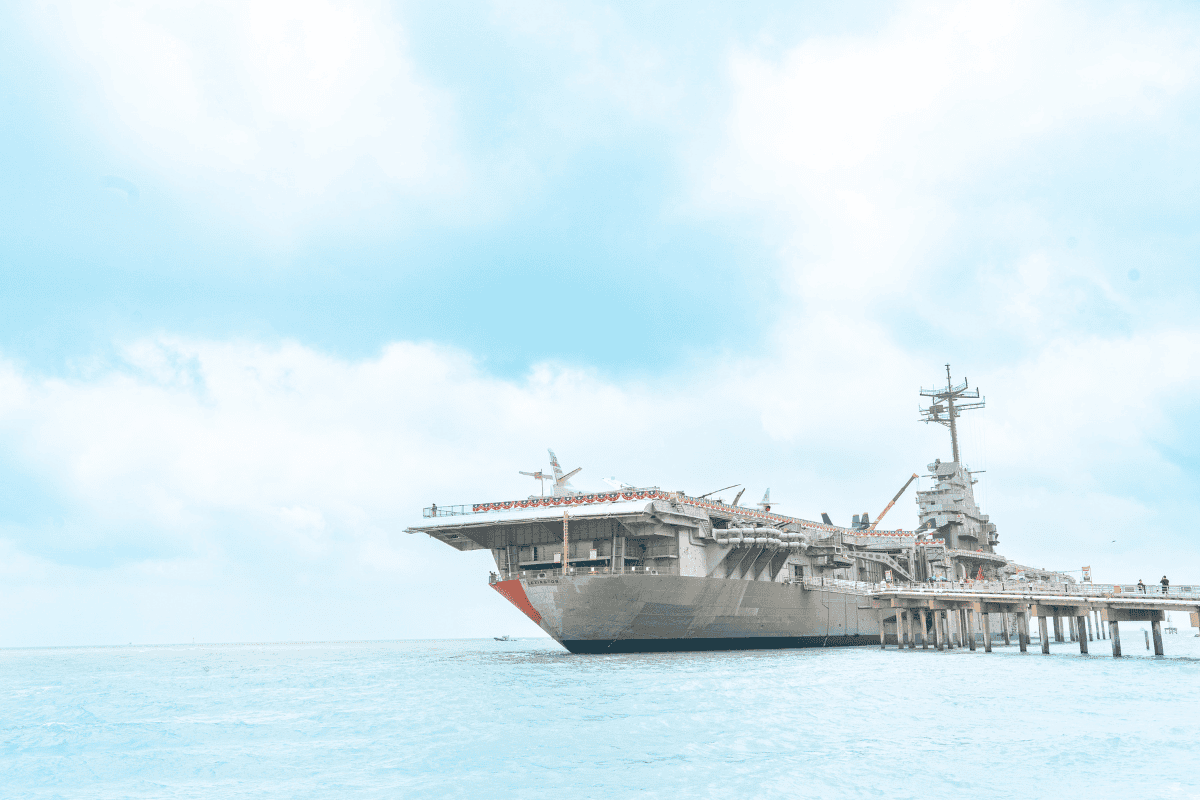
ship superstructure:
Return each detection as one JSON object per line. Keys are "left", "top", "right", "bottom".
{"left": 407, "top": 368, "right": 1062, "bottom": 653}
{"left": 917, "top": 367, "right": 997, "bottom": 552}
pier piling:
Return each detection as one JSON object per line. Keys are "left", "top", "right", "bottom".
{"left": 870, "top": 587, "right": 1194, "bottom": 660}
{"left": 1002, "top": 612, "right": 1011, "bottom": 647}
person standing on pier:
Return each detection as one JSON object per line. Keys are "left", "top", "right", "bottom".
{"left": 1161, "top": 575, "right": 1170, "bottom": 594}
{"left": 1138, "top": 579, "right": 1146, "bottom": 593}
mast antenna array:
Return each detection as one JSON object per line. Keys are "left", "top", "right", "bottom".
{"left": 919, "top": 364, "right": 985, "bottom": 464}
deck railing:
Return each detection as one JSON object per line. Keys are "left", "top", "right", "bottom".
{"left": 423, "top": 504, "right": 474, "bottom": 518}
{"left": 486, "top": 569, "right": 1200, "bottom": 597}
{"left": 421, "top": 493, "right": 910, "bottom": 534}
{"left": 490, "top": 565, "right": 678, "bottom": 583}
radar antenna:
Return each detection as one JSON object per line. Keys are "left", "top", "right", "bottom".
{"left": 919, "top": 364, "right": 985, "bottom": 464}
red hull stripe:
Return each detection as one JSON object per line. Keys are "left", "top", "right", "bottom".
{"left": 492, "top": 580, "right": 542, "bottom": 624}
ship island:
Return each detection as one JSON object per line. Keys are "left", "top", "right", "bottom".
{"left": 407, "top": 367, "right": 1073, "bottom": 653}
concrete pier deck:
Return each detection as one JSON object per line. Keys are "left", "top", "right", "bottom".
{"left": 869, "top": 582, "right": 1200, "bottom": 657}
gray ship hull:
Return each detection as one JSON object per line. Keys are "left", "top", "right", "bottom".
{"left": 497, "top": 573, "right": 891, "bottom": 654}
{"left": 412, "top": 372, "right": 1026, "bottom": 653}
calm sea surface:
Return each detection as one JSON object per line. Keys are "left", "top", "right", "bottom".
{"left": 2, "top": 635, "right": 1199, "bottom": 799}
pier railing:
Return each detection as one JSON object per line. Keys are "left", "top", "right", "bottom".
{"left": 882, "top": 581, "right": 1200, "bottom": 598}
{"left": 797, "top": 576, "right": 1200, "bottom": 599}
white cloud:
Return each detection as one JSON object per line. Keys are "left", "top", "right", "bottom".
{"left": 667, "top": 1, "right": 1200, "bottom": 589}
{"left": 1, "top": 325, "right": 1199, "bottom": 644}
{"left": 489, "top": 0, "right": 680, "bottom": 132}
{"left": 7, "top": 1, "right": 1200, "bottom": 644}
{"left": 693, "top": 0, "right": 1200, "bottom": 318}
{"left": 37, "top": 0, "right": 464, "bottom": 231}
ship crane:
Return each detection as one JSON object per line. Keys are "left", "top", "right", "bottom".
{"left": 866, "top": 473, "right": 919, "bottom": 531}
{"left": 698, "top": 484, "right": 740, "bottom": 500}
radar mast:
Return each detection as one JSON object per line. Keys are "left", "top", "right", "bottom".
{"left": 919, "top": 364, "right": 984, "bottom": 464}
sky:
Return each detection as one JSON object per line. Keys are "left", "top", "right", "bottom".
{"left": 2, "top": 0, "right": 1200, "bottom": 646}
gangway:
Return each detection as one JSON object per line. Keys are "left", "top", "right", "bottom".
{"left": 852, "top": 550, "right": 913, "bottom": 581}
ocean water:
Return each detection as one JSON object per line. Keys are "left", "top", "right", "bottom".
{"left": 2, "top": 635, "right": 1199, "bottom": 799}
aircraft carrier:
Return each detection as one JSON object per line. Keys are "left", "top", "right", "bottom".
{"left": 407, "top": 368, "right": 1065, "bottom": 653}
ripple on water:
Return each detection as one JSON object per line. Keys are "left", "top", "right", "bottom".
{"left": 1, "top": 637, "right": 1199, "bottom": 799}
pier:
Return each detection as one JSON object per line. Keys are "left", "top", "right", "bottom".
{"left": 868, "top": 581, "right": 1200, "bottom": 657}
